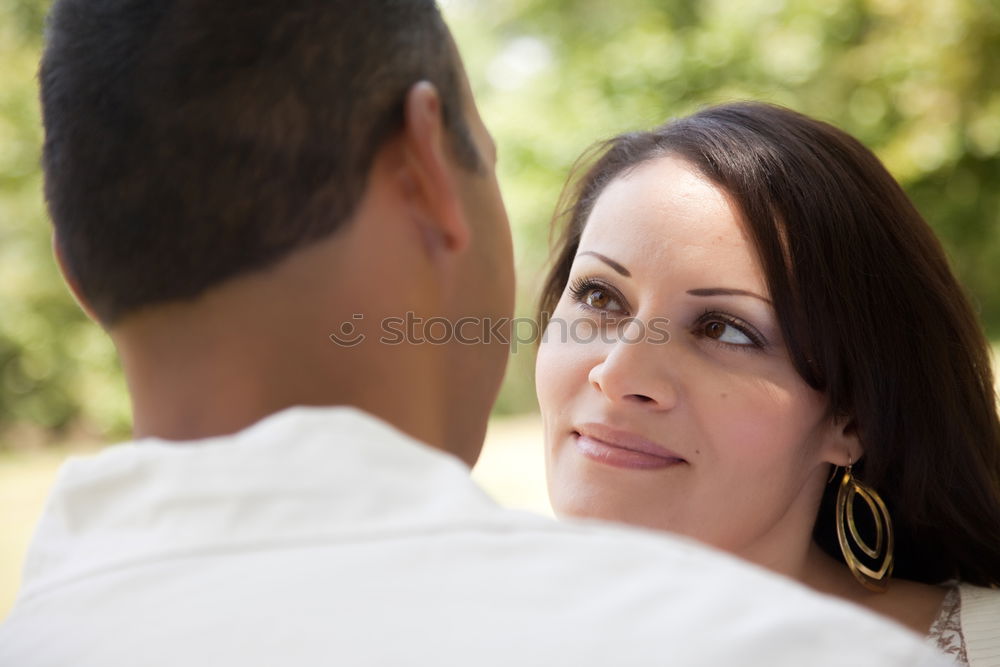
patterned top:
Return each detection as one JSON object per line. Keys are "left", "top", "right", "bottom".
{"left": 928, "top": 584, "right": 969, "bottom": 666}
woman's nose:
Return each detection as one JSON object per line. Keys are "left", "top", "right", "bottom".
{"left": 587, "top": 326, "right": 678, "bottom": 409}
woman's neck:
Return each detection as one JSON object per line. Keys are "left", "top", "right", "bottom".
{"left": 799, "top": 542, "right": 948, "bottom": 636}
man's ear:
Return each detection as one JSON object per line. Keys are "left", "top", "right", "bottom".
{"left": 399, "top": 81, "right": 470, "bottom": 257}
{"left": 53, "top": 232, "right": 100, "bottom": 323}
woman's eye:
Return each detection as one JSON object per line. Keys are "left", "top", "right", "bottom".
{"left": 583, "top": 288, "right": 620, "bottom": 311}
{"left": 702, "top": 320, "right": 754, "bottom": 345}
{"left": 569, "top": 278, "right": 627, "bottom": 313}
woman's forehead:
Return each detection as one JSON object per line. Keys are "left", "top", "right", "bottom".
{"left": 578, "top": 156, "right": 764, "bottom": 286}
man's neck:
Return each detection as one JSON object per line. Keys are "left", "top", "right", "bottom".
{"left": 113, "top": 297, "right": 453, "bottom": 458}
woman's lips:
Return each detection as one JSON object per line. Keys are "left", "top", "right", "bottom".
{"left": 572, "top": 423, "right": 686, "bottom": 470}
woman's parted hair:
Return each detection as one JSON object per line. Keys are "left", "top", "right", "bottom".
{"left": 539, "top": 101, "right": 1000, "bottom": 586}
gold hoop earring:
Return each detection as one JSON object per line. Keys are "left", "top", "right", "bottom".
{"left": 835, "top": 462, "right": 894, "bottom": 593}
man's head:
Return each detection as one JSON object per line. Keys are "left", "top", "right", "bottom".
{"left": 42, "top": 0, "right": 479, "bottom": 323}
{"left": 40, "top": 0, "right": 515, "bottom": 460}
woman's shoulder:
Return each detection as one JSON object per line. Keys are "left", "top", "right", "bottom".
{"left": 958, "top": 582, "right": 1000, "bottom": 667}
{"left": 959, "top": 581, "right": 1000, "bottom": 622}
{"left": 959, "top": 581, "right": 1000, "bottom": 603}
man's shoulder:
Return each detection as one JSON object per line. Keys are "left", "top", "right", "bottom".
{"left": 398, "top": 513, "right": 948, "bottom": 665}
{"left": 1, "top": 459, "right": 947, "bottom": 667}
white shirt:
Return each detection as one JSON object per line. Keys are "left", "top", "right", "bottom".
{"left": 0, "top": 406, "right": 948, "bottom": 666}
{"left": 961, "top": 583, "right": 1000, "bottom": 666}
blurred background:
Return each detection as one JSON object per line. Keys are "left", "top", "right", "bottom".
{"left": 1, "top": 0, "right": 999, "bottom": 617}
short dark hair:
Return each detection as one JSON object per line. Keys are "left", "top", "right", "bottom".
{"left": 40, "top": 0, "right": 479, "bottom": 324}
{"left": 540, "top": 102, "right": 1000, "bottom": 586}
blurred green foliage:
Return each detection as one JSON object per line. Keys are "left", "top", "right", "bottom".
{"left": 0, "top": 0, "right": 997, "bottom": 444}
{"left": 1, "top": 0, "right": 132, "bottom": 447}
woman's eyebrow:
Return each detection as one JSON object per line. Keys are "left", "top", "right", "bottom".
{"left": 576, "top": 251, "right": 631, "bottom": 277}
{"left": 687, "top": 287, "right": 772, "bottom": 304}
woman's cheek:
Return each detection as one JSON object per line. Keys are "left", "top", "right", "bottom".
{"left": 712, "top": 381, "right": 818, "bottom": 461}
{"left": 535, "top": 335, "right": 579, "bottom": 415}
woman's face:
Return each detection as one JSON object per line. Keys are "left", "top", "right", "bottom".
{"left": 536, "top": 156, "right": 855, "bottom": 569}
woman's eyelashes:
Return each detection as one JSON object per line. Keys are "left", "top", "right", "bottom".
{"left": 692, "top": 310, "right": 768, "bottom": 352}
{"left": 568, "top": 277, "right": 629, "bottom": 315}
